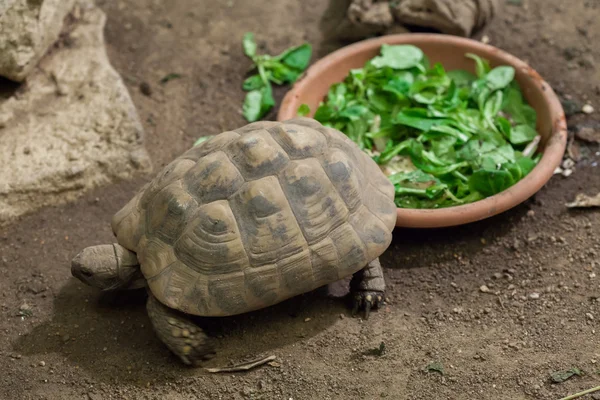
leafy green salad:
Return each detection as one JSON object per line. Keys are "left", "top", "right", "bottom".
{"left": 297, "top": 44, "right": 541, "bottom": 209}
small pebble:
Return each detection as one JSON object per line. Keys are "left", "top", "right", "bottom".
{"left": 587, "top": 313, "right": 594, "bottom": 321}
{"left": 480, "top": 285, "right": 490, "bottom": 293}
{"left": 582, "top": 104, "right": 594, "bottom": 114}
{"left": 304, "top": 317, "right": 311, "bottom": 322}
{"left": 529, "top": 292, "right": 540, "bottom": 300}
{"left": 562, "top": 158, "right": 575, "bottom": 169}
{"left": 39, "top": 361, "right": 45, "bottom": 367}
{"left": 481, "top": 35, "right": 490, "bottom": 44}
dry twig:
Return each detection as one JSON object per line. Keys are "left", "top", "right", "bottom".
{"left": 205, "top": 355, "right": 276, "bottom": 373}
{"left": 559, "top": 385, "right": 600, "bottom": 400}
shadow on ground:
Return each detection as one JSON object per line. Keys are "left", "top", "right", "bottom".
{"left": 382, "top": 198, "right": 533, "bottom": 270}
{"left": 13, "top": 277, "right": 348, "bottom": 385}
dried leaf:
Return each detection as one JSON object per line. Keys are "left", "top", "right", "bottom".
{"left": 424, "top": 361, "right": 444, "bottom": 375}
{"left": 550, "top": 367, "right": 582, "bottom": 383}
{"left": 364, "top": 342, "right": 386, "bottom": 356}
{"left": 574, "top": 123, "right": 600, "bottom": 143}
{"left": 566, "top": 193, "right": 600, "bottom": 208}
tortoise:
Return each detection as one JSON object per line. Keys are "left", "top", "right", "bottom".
{"left": 70, "top": 117, "right": 397, "bottom": 366}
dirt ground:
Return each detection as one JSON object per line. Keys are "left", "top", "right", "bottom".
{"left": 1, "top": 0, "right": 600, "bottom": 399}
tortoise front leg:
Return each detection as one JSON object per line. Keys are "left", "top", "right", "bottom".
{"left": 146, "top": 291, "right": 215, "bottom": 366}
{"left": 350, "top": 257, "right": 385, "bottom": 320}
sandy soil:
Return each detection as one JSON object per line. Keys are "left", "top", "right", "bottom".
{"left": 1, "top": 0, "right": 599, "bottom": 399}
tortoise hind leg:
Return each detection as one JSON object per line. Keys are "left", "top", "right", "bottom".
{"left": 146, "top": 291, "right": 215, "bottom": 366}
{"left": 349, "top": 257, "right": 385, "bottom": 320}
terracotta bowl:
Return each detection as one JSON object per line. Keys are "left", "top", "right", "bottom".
{"left": 277, "top": 33, "right": 567, "bottom": 228}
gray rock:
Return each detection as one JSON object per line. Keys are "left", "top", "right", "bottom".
{"left": 0, "top": 0, "right": 151, "bottom": 225}
{"left": 0, "top": 0, "right": 77, "bottom": 82}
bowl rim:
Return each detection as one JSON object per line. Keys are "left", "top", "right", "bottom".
{"left": 277, "top": 33, "right": 567, "bottom": 228}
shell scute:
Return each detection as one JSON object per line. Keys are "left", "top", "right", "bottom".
{"left": 279, "top": 159, "right": 348, "bottom": 244}
{"left": 145, "top": 183, "right": 197, "bottom": 245}
{"left": 227, "top": 130, "right": 290, "bottom": 180}
{"left": 183, "top": 151, "right": 244, "bottom": 204}
{"left": 229, "top": 176, "right": 306, "bottom": 267}
{"left": 174, "top": 200, "right": 247, "bottom": 275}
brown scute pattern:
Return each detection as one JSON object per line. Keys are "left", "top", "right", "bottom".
{"left": 116, "top": 119, "right": 397, "bottom": 316}
{"left": 322, "top": 130, "right": 368, "bottom": 187}
{"left": 185, "top": 276, "right": 211, "bottom": 316}
{"left": 279, "top": 159, "right": 348, "bottom": 244}
{"left": 364, "top": 157, "right": 395, "bottom": 200}
{"left": 244, "top": 264, "right": 280, "bottom": 309}
{"left": 180, "top": 131, "right": 240, "bottom": 161}
{"left": 208, "top": 272, "right": 248, "bottom": 316}
{"left": 174, "top": 200, "right": 247, "bottom": 275}
{"left": 158, "top": 261, "right": 200, "bottom": 311}
{"left": 324, "top": 126, "right": 396, "bottom": 232}
{"left": 277, "top": 248, "right": 313, "bottom": 294}
{"left": 146, "top": 183, "right": 198, "bottom": 245}
{"left": 230, "top": 176, "right": 306, "bottom": 266}
{"left": 147, "top": 263, "right": 210, "bottom": 315}
{"left": 329, "top": 223, "right": 369, "bottom": 277}
{"left": 111, "top": 190, "right": 145, "bottom": 252}
{"left": 226, "top": 130, "right": 290, "bottom": 180}
{"left": 139, "top": 158, "right": 196, "bottom": 210}
{"left": 360, "top": 150, "right": 396, "bottom": 205}
{"left": 308, "top": 238, "right": 340, "bottom": 285}
{"left": 364, "top": 182, "right": 398, "bottom": 231}
{"left": 182, "top": 151, "right": 244, "bottom": 203}
{"left": 139, "top": 237, "right": 177, "bottom": 279}
{"left": 349, "top": 206, "right": 393, "bottom": 261}
{"left": 321, "top": 149, "right": 363, "bottom": 213}
{"left": 269, "top": 123, "right": 327, "bottom": 159}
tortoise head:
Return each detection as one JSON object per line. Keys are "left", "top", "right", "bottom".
{"left": 71, "top": 244, "right": 143, "bottom": 290}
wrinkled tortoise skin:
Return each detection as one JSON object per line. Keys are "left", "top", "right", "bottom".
{"left": 110, "top": 118, "right": 397, "bottom": 317}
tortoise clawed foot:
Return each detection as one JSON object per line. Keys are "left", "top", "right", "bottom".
{"left": 351, "top": 290, "right": 385, "bottom": 320}
{"left": 173, "top": 330, "right": 216, "bottom": 367}
{"left": 146, "top": 291, "right": 216, "bottom": 367}
{"left": 161, "top": 317, "right": 217, "bottom": 367}
{"left": 182, "top": 340, "right": 216, "bottom": 367}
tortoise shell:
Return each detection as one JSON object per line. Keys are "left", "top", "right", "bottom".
{"left": 111, "top": 118, "right": 396, "bottom": 317}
